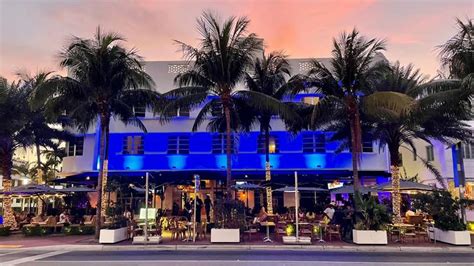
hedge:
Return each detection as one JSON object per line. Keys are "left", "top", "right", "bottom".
{"left": 22, "top": 226, "right": 54, "bottom": 236}
{"left": 0, "top": 226, "right": 11, "bottom": 236}
{"left": 63, "top": 225, "right": 95, "bottom": 235}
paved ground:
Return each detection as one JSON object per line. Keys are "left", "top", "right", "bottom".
{"left": 0, "top": 249, "right": 473, "bottom": 266}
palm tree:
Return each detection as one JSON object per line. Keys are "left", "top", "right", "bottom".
{"left": 419, "top": 18, "right": 473, "bottom": 107}
{"left": 305, "top": 29, "right": 387, "bottom": 193}
{"left": 0, "top": 77, "right": 33, "bottom": 228}
{"left": 363, "top": 62, "right": 472, "bottom": 223}
{"left": 19, "top": 72, "right": 71, "bottom": 183}
{"left": 33, "top": 28, "right": 158, "bottom": 239}
{"left": 162, "top": 12, "right": 295, "bottom": 197}
{"left": 243, "top": 51, "right": 304, "bottom": 214}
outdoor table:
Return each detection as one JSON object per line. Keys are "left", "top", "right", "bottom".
{"left": 314, "top": 222, "right": 327, "bottom": 243}
{"left": 260, "top": 221, "right": 275, "bottom": 243}
{"left": 391, "top": 223, "right": 415, "bottom": 243}
{"left": 183, "top": 222, "right": 193, "bottom": 242}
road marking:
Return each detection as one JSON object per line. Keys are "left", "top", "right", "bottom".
{"left": 30, "top": 260, "right": 473, "bottom": 265}
{"left": 0, "top": 245, "right": 22, "bottom": 248}
{"left": 2, "top": 250, "right": 69, "bottom": 266}
{"left": 0, "top": 251, "right": 23, "bottom": 257}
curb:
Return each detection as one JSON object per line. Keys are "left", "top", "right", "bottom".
{"left": 2, "top": 244, "right": 472, "bottom": 253}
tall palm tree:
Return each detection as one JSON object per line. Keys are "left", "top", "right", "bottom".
{"left": 0, "top": 77, "right": 33, "bottom": 228}
{"left": 363, "top": 62, "right": 472, "bottom": 223}
{"left": 419, "top": 18, "right": 473, "bottom": 106}
{"left": 33, "top": 28, "right": 158, "bottom": 239}
{"left": 19, "top": 72, "right": 71, "bottom": 183}
{"left": 162, "top": 13, "right": 295, "bottom": 197}
{"left": 305, "top": 29, "right": 387, "bottom": 193}
{"left": 243, "top": 51, "right": 304, "bottom": 213}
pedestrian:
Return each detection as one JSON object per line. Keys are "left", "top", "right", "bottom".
{"left": 204, "top": 195, "right": 212, "bottom": 222}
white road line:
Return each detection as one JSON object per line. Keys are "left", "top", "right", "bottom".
{"left": 0, "top": 251, "right": 23, "bottom": 257}
{"left": 29, "top": 260, "right": 474, "bottom": 265}
{"left": 2, "top": 250, "right": 69, "bottom": 266}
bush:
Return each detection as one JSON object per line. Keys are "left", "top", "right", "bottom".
{"left": 0, "top": 226, "right": 11, "bottom": 236}
{"left": 412, "top": 191, "right": 466, "bottom": 231}
{"left": 214, "top": 199, "right": 246, "bottom": 231}
{"left": 63, "top": 225, "right": 95, "bottom": 235}
{"left": 354, "top": 193, "right": 391, "bottom": 231}
{"left": 22, "top": 226, "right": 53, "bottom": 236}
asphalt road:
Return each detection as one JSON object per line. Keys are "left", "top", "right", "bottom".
{"left": 1, "top": 250, "right": 473, "bottom": 266}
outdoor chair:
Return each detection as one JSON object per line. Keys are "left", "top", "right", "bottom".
{"left": 243, "top": 222, "right": 258, "bottom": 241}
{"left": 407, "top": 215, "right": 424, "bottom": 226}
{"left": 276, "top": 222, "right": 287, "bottom": 240}
{"left": 299, "top": 223, "right": 312, "bottom": 237}
{"left": 388, "top": 225, "right": 400, "bottom": 242}
{"left": 83, "top": 215, "right": 96, "bottom": 226}
{"left": 415, "top": 224, "right": 429, "bottom": 242}
{"left": 325, "top": 224, "right": 341, "bottom": 241}
{"left": 401, "top": 227, "right": 417, "bottom": 243}
{"left": 196, "top": 222, "right": 207, "bottom": 240}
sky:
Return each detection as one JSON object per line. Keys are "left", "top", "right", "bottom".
{"left": 0, "top": 0, "right": 473, "bottom": 81}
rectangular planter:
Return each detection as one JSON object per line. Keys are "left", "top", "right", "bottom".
{"left": 353, "top": 229, "right": 388, "bottom": 245}
{"left": 210, "top": 228, "right": 240, "bottom": 243}
{"left": 429, "top": 227, "right": 471, "bottom": 245}
{"left": 99, "top": 227, "right": 129, "bottom": 244}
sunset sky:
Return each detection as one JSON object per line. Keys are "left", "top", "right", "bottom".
{"left": 1, "top": 0, "right": 472, "bottom": 81}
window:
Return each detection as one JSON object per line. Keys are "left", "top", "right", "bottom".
{"left": 122, "top": 136, "right": 144, "bottom": 155}
{"left": 462, "top": 142, "right": 474, "bottom": 159}
{"left": 165, "top": 107, "right": 190, "bottom": 118}
{"left": 212, "top": 133, "right": 235, "bottom": 154}
{"left": 66, "top": 137, "right": 84, "bottom": 157}
{"left": 258, "top": 134, "right": 279, "bottom": 154}
{"left": 301, "top": 96, "right": 319, "bottom": 105}
{"left": 133, "top": 105, "right": 146, "bottom": 118}
{"left": 426, "top": 145, "right": 435, "bottom": 161}
{"left": 362, "top": 135, "right": 373, "bottom": 153}
{"left": 168, "top": 135, "right": 189, "bottom": 154}
{"left": 302, "top": 133, "right": 325, "bottom": 153}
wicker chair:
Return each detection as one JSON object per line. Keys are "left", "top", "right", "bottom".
{"left": 325, "top": 224, "right": 342, "bottom": 241}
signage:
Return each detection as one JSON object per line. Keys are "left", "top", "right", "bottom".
{"left": 328, "top": 180, "right": 343, "bottom": 190}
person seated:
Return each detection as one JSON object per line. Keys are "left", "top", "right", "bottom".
{"left": 59, "top": 210, "right": 71, "bottom": 224}
{"left": 306, "top": 210, "right": 316, "bottom": 221}
{"left": 298, "top": 209, "right": 305, "bottom": 221}
{"left": 405, "top": 208, "right": 416, "bottom": 218}
{"left": 253, "top": 207, "right": 268, "bottom": 224}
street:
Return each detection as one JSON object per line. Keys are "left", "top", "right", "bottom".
{"left": 1, "top": 249, "right": 473, "bottom": 266}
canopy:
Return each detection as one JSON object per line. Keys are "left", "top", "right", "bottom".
{"left": 232, "top": 183, "right": 262, "bottom": 190}
{"left": 377, "top": 180, "right": 436, "bottom": 192}
{"left": 274, "top": 186, "right": 327, "bottom": 192}
{"left": 56, "top": 187, "right": 96, "bottom": 193}
{"left": 330, "top": 185, "right": 378, "bottom": 194}
{"left": 0, "top": 184, "right": 57, "bottom": 195}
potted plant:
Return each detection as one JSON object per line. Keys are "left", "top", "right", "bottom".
{"left": 353, "top": 193, "right": 390, "bottom": 245}
{"left": 99, "top": 204, "right": 129, "bottom": 244}
{"left": 412, "top": 191, "right": 472, "bottom": 245}
{"left": 211, "top": 199, "right": 245, "bottom": 243}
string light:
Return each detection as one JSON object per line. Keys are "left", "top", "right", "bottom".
{"left": 265, "top": 161, "right": 273, "bottom": 215}
{"left": 391, "top": 165, "right": 402, "bottom": 224}
{"left": 2, "top": 180, "right": 17, "bottom": 228}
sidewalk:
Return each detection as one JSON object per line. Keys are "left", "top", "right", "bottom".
{"left": 1, "top": 234, "right": 473, "bottom": 253}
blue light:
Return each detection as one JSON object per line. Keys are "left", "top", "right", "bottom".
{"left": 304, "top": 154, "right": 326, "bottom": 168}
{"left": 123, "top": 156, "right": 144, "bottom": 170}
{"left": 260, "top": 154, "right": 281, "bottom": 169}
{"left": 168, "top": 155, "right": 187, "bottom": 169}
{"left": 215, "top": 155, "right": 227, "bottom": 169}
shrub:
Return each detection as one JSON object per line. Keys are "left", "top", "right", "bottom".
{"left": 63, "top": 225, "right": 95, "bottom": 235}
{"left": 412, "top": 191, "right": 467, "bottom": 231}
{"left": 0, "top": 226, "right": 11, "bottom": 236}
{"left": 214, "top": 199, "right": 246, "bottom": 231}
{"left": 354, "top": 193, "right": 391, "bottom": 231}
{"left": 22, "top": 226, "right": 53, "bottom": 236}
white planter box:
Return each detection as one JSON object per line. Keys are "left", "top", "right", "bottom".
{"left": 210, "top": 228, "right": 240, "bottom": 243}
{"left": 99, "top": 227, "right": 129, "bottom": 244}
{"left": 353, "top": 229, "right": 388, "bottom": 245}
{"left": 429, "top": 227, "right": 471, "bottom": 246}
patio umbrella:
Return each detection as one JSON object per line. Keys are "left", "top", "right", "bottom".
{"left": 273, "top": 186, "right": 327, "bottom": 192}
{"left": 377, "top": 180, "right": 436, "bottom": 192}
{"left": 330, "top": 185, "right": 377, "bottom": 194}
{"left": 56, "top": 187, "right": 96, "bottom": 193}
{"left": 0, "top": 184, "right": 57, "bottom": 195}
{"left": 232, "top": 183, "right": 262, "bottom": 208}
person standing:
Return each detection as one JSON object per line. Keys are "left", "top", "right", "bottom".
{"left": 194, "top": 196, "right": 203, "bottom": 223}
{"left": 204, "top": 195, "right": 213, "bottom": 222}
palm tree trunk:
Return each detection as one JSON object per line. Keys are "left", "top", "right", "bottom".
{"left": 389, "top": 144, "right": 402, "bottom": 224}
{"left": 224, "top": 105, "right": 233, "bottom": 199}
{"left": 347, "top": 96, "right": 361, "bottom": 192}
{"left": 95, "top": 116, "right": 110, "bottom": 239}
{"left": 0, "top": 145, "right": 16, "bottom": 228}
{"left": 35, "top": 143, "right": 43, "bottom": 184}
{"left": 264, "top": 127, "right": 273, "bottom": 214}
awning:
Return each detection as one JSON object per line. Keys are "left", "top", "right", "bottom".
{"left": 377, "top": 180, "right": 436, "bottom": 192}
{"left": 330, "top": 185, "right": 378, "bottom": 194}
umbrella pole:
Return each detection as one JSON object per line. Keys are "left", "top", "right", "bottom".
{"left": 295, "top": 171, "right": 299, "bottom": 242}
